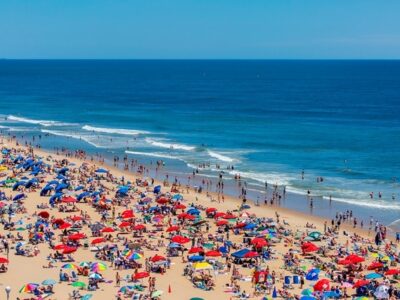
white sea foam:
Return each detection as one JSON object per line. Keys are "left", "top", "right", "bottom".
{"left": 8, "top": 115, "right": 75, "bottom": 127}
{"left": 41, "top": 129, "right": 106, "bottom": 148}
{"left": 82, "top": 125, "right": 149, "bottom": 135}
{"left": 145, "top": 138, "right": 195, "bottom": 151}
{"left": 207, "top": 150, "right": 236, "bottom": 162}
{"left": 125, "top": 150, "right": 183, "bottom": 161}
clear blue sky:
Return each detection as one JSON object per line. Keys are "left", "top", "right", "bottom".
{"left": 1, "top": 0, "right": 400, "bottom": 59}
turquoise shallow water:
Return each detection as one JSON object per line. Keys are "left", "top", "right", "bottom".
{"left": 0, "top": 60, "right": 399, "bottom": 228}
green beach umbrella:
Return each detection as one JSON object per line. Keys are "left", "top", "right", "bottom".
{"left": 302, "top": 288, "right": 313, "bottom": 296}
{"left": 190, "top": 298, "right": 204, "bottom": 300}
{"left": 72, "top": 281, "right": 86, "bottom": 288}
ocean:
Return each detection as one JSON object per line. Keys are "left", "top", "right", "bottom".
{"left": 0, "top": 60, "right": 399, "bottom": 230}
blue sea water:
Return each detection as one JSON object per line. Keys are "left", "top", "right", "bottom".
{"left": 0, "top": 60, "right": 399, "bottom": 228}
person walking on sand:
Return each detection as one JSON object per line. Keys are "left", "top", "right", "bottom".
{"left": 116, "top": 272, "right": 120, "bottom": 287}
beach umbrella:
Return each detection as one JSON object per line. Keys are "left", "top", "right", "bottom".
{"left": 301, "top": 289, "right": 313, "bottom": 296}
{"left": 300, "top": 297, "right": 316, "bottom": 300}
{"left": 166, "top": 225, "right": 180, "bottom": 232}
{"left": 72, "top": 281, "right": 86, "bottom": 288}
{"left": 214, "top": 212, "right": 226, "bottom": 219}
{"left": 68, "top": 232, "right": 86, "bottom": 240}
{"left": 91, "top": 262, "right": 107, "bottom": 272}
{"left": 71, "top": 216, "right": 83, "bottom": 222}
{"left": 89, "top": 273, "right": 102, "bottom": 279}
{"left": 95, "top": 168, "right": 108, "bottom": 173}
{"left": 216, "top": 220, "right": 228, "bottom": 226}
{"left": 156, "top": 197, "right": 169, "bottom": 204}
{"left": 101, "top": 227, "right": 115, "bottom": 233}
{"left": 189, "top": 255, "right": 205, "bottom": 262}
{"left": 63, "top": 246, "right": 78, "bottom": 254}
{"left": 62, "top": 196, "right": 77, "bottom": 203}
{"left": 119, "top": 286, "right": 135, "bottom": 293}
{"left": 121, "top": 210, "right": 135, "bottom": 219}
{"left": 126, "top": 251, "right": 142, "bottom": 261}
{"left": 346, "top": 254, "right": 365, "bottom": 263}
{"left": 13, "top": 193, "right": 25, "bottom": 201}
{"left": 193, "top": 262, "right": 212, "bottom": 270}
{"left": 54, "top": 244, "right": 66, "bottom": 250}
{"left": 150, "top": 255, "right": 166, "bottom": 263}
{"left": 171, "top": 235, "right": 190, "bottom": 244}
{"left": 59, "top": 222, "right": 72, "bottom": 229}
{"left": 252, "top": 237, "right": 268, "bottom": 248}
{"left": 367, "top": 261, "right": 384, "bottom": 270}
{"left": 38, "top": 211, "right": 50, "bottom": 218}
{"left": 338, "top": 259, "right": 353, "bottom": 265}
{"left": 119, "top": 221, "right": 131, "bottom": 228}
{"left": 308, "top": 231, "right": 322, "bottom": 240}
{"left": 187, "top": 208, "right": 200, "bottom": 215}
{"left": 134, "top": 271, "right": 150, "bottom": 280}
{"left": 19, "top": 283, "right": 39, "bottom": 293}
{"left": 353, "top": 279, "right": 370, "bottom": 288}
{"left": 153, "top": 185, "right": 161, "bottom": 194}
{"left": 223, "top": 213, "right": 237, "bottom": 219}
{"left": 174, "top": 203, "right": 186, "bottom": 210}
{"left": 205, "top": 207, "right": 217, "bottom": 214}
{"left": 385, "top": 269, "right": 400, "bottom": 276}
{"left": 132, "top": 224, "right": 146, "bottom": 231}
{"left": 244, "top": 223, "right": 257, "bottom": 230}
{"left": 91, "top": 238, "right": 106, "bottom": 245}
{"left": 79, "top": 262, "right": 91, "bottom": 268}
{"left": 302, "top": 242, "right": 319, "bottom": 253}
{"left": 62, "top": 263, "right": 78, "bottom": 269}
{"left": 190, "top": 298, "right": 204, "bottom": 300}
{"left": 314, "top": 279, "right": 330, "bottom": 291}
{"left": 42, "top": 279, "right": 57, "bottom": 286}
{"left": 188, "top": 247, "right": 204, "bottom": 254}
{"left": 205, "top": 250, "right": 221, "bottom": 257}
{"left": 0, "top": 257, "right": 9, "bottom": 263}
{"left": 374, "top": 285, "right": 389, "bottom": 299}
{"left": 365, "top": 272, "right": 383, "bottom": 279}
{"left": 306, "top": 268, "right": 320, "bottom": 281}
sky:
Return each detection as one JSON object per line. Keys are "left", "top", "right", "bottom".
{"left": 1, "top": 0, "right": 400, "bottom": 59}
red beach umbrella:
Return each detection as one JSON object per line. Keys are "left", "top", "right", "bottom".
{"left": 188, "top": 247, "right": 203, "bottom": 254}
{"left": 62, "top": 196, "right": 77, "bottom": 203}
{"left": 367, "top": 261, "right": 384, "bottom": 270}
{"left": 166, "top": 226, "right": 180, "bottom": 232}
{"left": 101, "top": 227, "right": 115, "bottom": 233}
{"left": 214, "top": 212, "right": 226, "bottom": 219}
{"left": 132, "top": 224, "right": 146, "bottom": 231}
{"left": 68, "top": 233, "right": 86, "bottom": 240}
{"left": 206, "top": 207, "right": 217, "bottom": 214}
{"left": 314, "top": 279, "right": 330, "bottom": 291}
{"left": 338, "top": 259, "right": 353, "bottom": 265}
{"left": 91, "top": 238, "right": 106, "bottom": 245}
{"left": 205, "top": 250, "right": 221, "bottom": 257}
{"left": 52, "top": 218, "right": 64, "bottom": 225}
{"left": 53, "top": 244, "right": 66, "bottom": 250}
{"left": 385, "top": 269, "right": 400, "bottom": 276}
{"left": 119, "top": 221, "right": 131, "bottom": 228}
{"left": 234, "top": 223, "right": 247, "bottom": 229}
{"left": 121, "top": 210, "right": 135, "bottom": 219}
{"left": 216, "top": 220, "right": 228, "bottom": 226}
{"left": 59, "top": 222, "right": 72, "bottom": 229}
{"left": 156, "top": 197, "right": 169, "bottom": 204}
{"left": 302, "top": 242, "right": 319, "bottom": 253}
{"left": 171, "top": 235, "right": 190, "bottom": 244}
{"left": 134, "top": 272, "right": 150, "bottom": 279}
{"left": 62, "top": 246, "right": 77, "bottom": 254}
{"left": 71, "top": 216, "right": 83, "bottom": 222}
{"left": 174, "top": 204, "right": 186, "bottom": 210}
{"left": 38, "top": 211, "right": 50, "bottom": 219}
{"left": 346, "top": 254, "right": 365, "bottom": 263}
{"left": 150, "top": 255, "right": 166, "bottom": 262}
{"left": 353, "top": 279, "right": 370, "bottom": 288}
{"left": 223, "top": 213, "right": 237, "bottom": 219}
{"left": 252, "top": 237, "right": 268, "bottom": 248}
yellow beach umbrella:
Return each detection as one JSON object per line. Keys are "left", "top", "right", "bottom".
{"left": 193, "top": 262, "right": 213, "bottom": 270}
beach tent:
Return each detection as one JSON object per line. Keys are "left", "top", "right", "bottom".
{"left": 231, "top": 248, "right": 251, "bottom": 258}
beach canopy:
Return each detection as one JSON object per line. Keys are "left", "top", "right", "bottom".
{"left": 231, "top": 248, "right": 251, "bottom": 258}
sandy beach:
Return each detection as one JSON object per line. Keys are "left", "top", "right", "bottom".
{"left": 0, "top": 135, "right": 399, "bottom": 300}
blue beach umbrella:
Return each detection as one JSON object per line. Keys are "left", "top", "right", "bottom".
{"left": 13, "top": 193, "right": 25, "bottom": 201}
{"left": 365, "top": 272, "right": 383, "bottom": 279}
{"left": 153, "top": 185, "right": 161, "bottom": 194}
{"left": 189, "top": 255, "right": 204, "bottom": 262}
{"left": 306, "top": 268, "right": 320, "bottom": 281}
